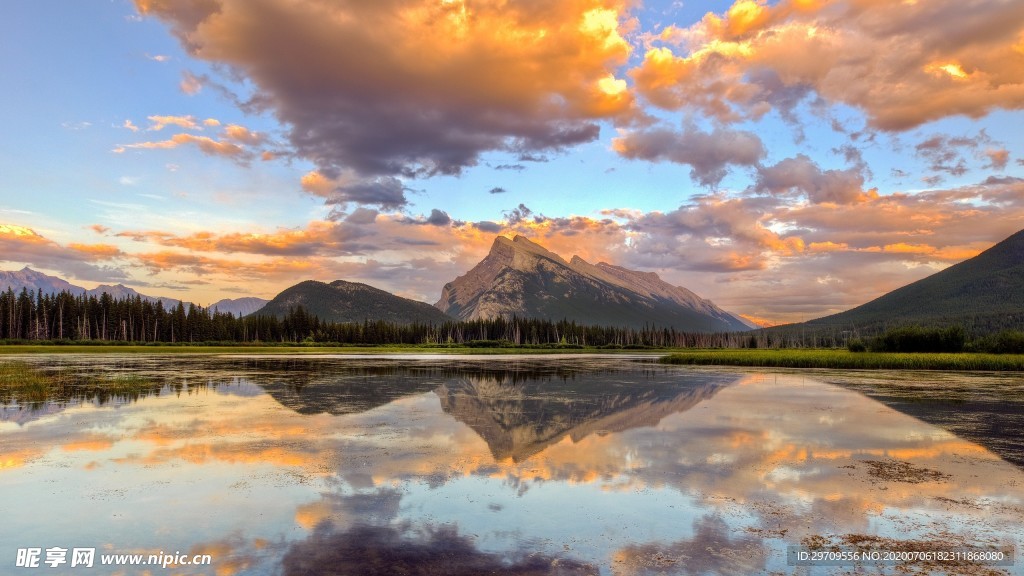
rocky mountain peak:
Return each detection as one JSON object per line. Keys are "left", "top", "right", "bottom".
{"left": 435, "top": 235, "right": 753, "bottom": 331}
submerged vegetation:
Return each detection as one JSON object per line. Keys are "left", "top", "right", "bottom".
{"left": 0, "top": 360, "right": 162, "bottom": 405}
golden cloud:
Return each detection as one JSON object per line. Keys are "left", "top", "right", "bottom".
{"left": 632, "top": 0, "right": 1024, "bottom": 130}
{"left": 115, "top": 133, "right": 244, "bottom": 157}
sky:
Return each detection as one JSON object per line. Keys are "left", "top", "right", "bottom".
{"left": 1, "top": 0, "right": 1022, "bottom": 325}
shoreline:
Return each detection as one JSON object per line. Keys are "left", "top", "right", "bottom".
{"left": 1, "top": 345, "right": 1023, "bottom": 371}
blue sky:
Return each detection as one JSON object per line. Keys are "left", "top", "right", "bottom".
{"left": 1, "top": 0, "right": 1022, "bottom": 324}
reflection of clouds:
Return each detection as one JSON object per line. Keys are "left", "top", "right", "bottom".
{"left": 612, "top": 515, "right": 766, "bottom": 576}
{"left": 0, "top": 447, "right": 43, "bottom": 470}
{"left": 294, "top": 487, "right": 403, "bottom": 532}
{"left": 61, "top": 434, "right": 116, "bottom": 452}
{"left": 144, "top": 533, "right": 283, "bottom": 576}
{"left": 281, "top": 522, "right": 599, "bottom": 576}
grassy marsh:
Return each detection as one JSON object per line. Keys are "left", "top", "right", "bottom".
{"left": 0, "top": 361, "right": 161, "bottom": 404}
{"left": 660, "top": 349, "right": 1024, "bottom": 371}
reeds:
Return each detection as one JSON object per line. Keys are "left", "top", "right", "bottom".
{"left": 659, "top": 350, "right": 1024, "bottom": 371}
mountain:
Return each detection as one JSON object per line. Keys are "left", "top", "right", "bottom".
{"left": 253, "top": 279, "right": 453, "bottom": 324}
{"left": 0, "top": 267, "right": 236, "bottom": 312}
{"left": 85, "top": 284, "right": 183, "bottom": 309}
{"left": 210, "top": 297, "right": 269, "bottom": 317}
{"left": 784, "top": 228, "right": 1024, "bottom": 336}
{"left": 0, "top": 267, "right": 85, "bottom": 296}
{"left": 435, "top": 235, "right": 752, "bottom": 332}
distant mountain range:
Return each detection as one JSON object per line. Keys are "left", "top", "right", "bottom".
{"left": 776, "top": 228, "right": 1024, "bottom": 336}
{"left": 0, "top": 266, "right": 268, "bottom": 317}
{"left": 252, "top": 279, "right": 453, "bottom": 324}
{"left": 435, "top": 235, "right": 753, "bottom": 332}
{"left": 209, "top": 297, "right": 270, "bottom": 318}
{"left": 15, "top": 228, "right": 1020, "bottom": 335}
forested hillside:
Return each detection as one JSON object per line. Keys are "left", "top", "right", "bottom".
{"left": 253, "top": 280, "right": 452, "bottom": 324}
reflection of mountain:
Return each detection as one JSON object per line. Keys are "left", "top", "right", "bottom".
{"left": 436, "top": 371, "right": 736, "bottom": 462}
{"left": 259, "top": 371, "right": 439, "bottom": 416}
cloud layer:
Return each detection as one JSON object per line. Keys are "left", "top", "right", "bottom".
{"left": 135, "top": 0, "right": 641, "bottom": 183}
{"left": 632, "top": 0, "right": 1024, "bottom": 130}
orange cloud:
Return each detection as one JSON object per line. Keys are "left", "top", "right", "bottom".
{"left": 68, "top": 243, "right": 123, "bottom": 259}
{"left": 0, "top": 223, "right": 132, "bottom": 283}
{"left": 632, "top": 0, "right": 1024, "bottom": 130}
{"left": 222, "top": 124, "right": 264, "bottom": 145}
{"left": 115, "top": 133, "right": 244, "bottom": 157}
{"left": 147, "top": 115, "right": 199, "bottom": 131}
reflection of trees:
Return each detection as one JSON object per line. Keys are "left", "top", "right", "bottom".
{"left": 613, "top": 515, "right": 767, "bottom": 576}
{"left": 281, "top": 522, "right": 598, "bottom": 576}
{"left": 435, "top": 372, "right": 737, "bottom": 462}
{"left": 4, "top": 357, "right": 621, "bottom": 418}
{"left": 255, "top": 359, "right": 653, "bottom": 416}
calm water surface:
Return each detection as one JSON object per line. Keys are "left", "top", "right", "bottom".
{"left": 1, "top": 355, "right": 1022, "bottom": 575}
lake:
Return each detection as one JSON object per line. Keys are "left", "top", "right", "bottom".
{"left": 1, "top": 355, "right": 1022, "bottom": 575}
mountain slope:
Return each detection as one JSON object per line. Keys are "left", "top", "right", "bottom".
{"left": 0, "top": 267, "right": 187, "bottom": 307}
{"left": 791, "top": 228, "right": 1024, "bottom": 335}
{"left": 0, "top": 267, "right": 85, "bottom": 296}
{"left": 253, "top": 279, "right": 453, "bottom": 324}
{"left": 435, "top": 235, "right": 751, "bottom": 332}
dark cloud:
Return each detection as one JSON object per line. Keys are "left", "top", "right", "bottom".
{"left": 753, "top": 155, "right": 870, "bottom": 204}
{"left": 489, "top": 187, "right": 508, "bottom": 194}
{"left": 744, "top": 68, "right": 815, "bottom": 140}
{"left": 832, "top": 144, "right": 872, "bottom": 178}
{"left": 345, "top": 208, "right": 379, "bottom": 225}
{"left": 914, "top": 130, "right": 1002, "bottom": 180}
{"left": 503, "top": 204, "right": 535, "bottom": 226}
{"left": 517, "top": 153, "right": 551, "bottom": 163}
{"left": 492, "top": 164, "right": 525, "bottom": 171}
{"left": 474, "top": 221, "right": 502, "bottom": 233}
{"left": 398, "top": 209, "right": 453, "bottom": 227}
{"left": 328, "top": 177, "right": 408, "bottom": 209}
{"left": 426, "top": 209, "right": 451, "bottom": 226}
{"left": 136, "top": 0, "right": 639, "bottom": 190}
{"left": 613, "top": 125, "right": 765, "bottom": 187}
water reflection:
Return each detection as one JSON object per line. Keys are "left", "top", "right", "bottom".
{"left": 282, "top": 523, "right": 600, "bottom": 576}
{"left": 1, "top": 356, "right": 1022, "bottom": 575}
{"left": 436, "top": 371, "right": 732, "bottom": 462}
{"left": 821, "top": 371, "right": 1024, "bottom": 469}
